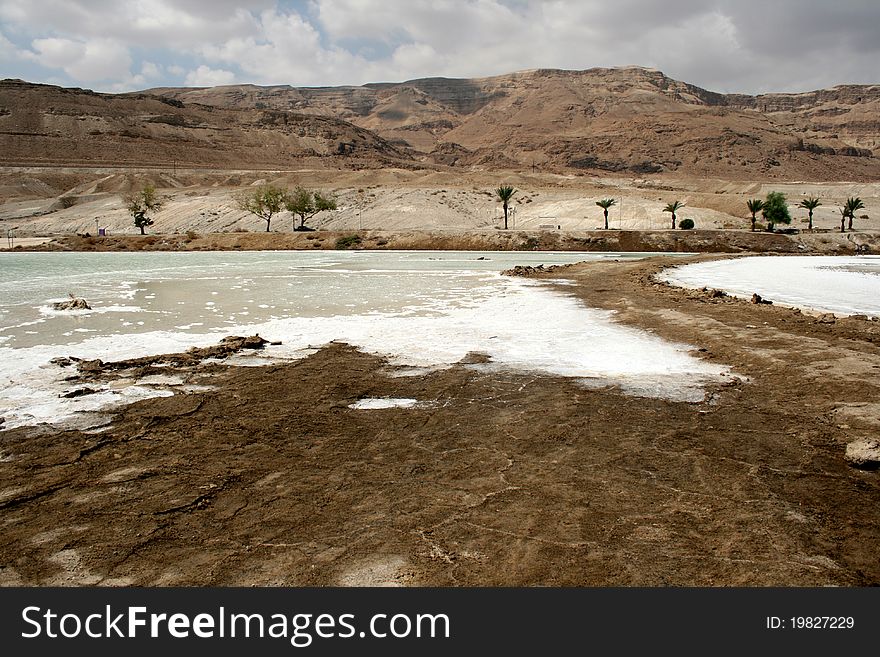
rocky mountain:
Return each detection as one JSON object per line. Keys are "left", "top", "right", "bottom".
{"left": 0, "top": 79, "right": 410, "bottom": 170}
{"left": 152, "top": 67, "right": 880, "bottom": 180}
{"left": 2, "top": 67, "right": 878, "bottom": 180}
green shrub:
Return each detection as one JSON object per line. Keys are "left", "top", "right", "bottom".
{"left": 679, "top": 218, "right": 695, "bottom": 230}
{"left": 335, "top": 234, "right": 362, "bottom": 249}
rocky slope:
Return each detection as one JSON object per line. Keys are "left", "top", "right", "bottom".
{"left": 0, "top": 79, "right": 411, "bottom": 170}
{"left": 152, "top": 67, "right": 880, "bottom": 180}
{"left": 2, "top": 67, "right": 879, "bottom": 180}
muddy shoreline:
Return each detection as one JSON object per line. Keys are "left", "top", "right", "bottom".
{"left": 1, "top": 255, "right": 878, "bottom": 586}
{"left": 3, "top": 228, "right": 879, "bottom": 255}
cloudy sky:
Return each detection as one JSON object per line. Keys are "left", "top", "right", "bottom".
{"left": 1, "top": 0, "right": 878, "bottom": 94}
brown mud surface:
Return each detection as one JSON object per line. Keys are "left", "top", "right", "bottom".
{"left": 6, "top": 228, "right": 880, "bottom": 256}
{"left": 1, "top": 255, "right": 879, "bottom": 586}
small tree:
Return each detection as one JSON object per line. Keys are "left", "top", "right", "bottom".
{"left": 798, "top": 196, "right": 821, "bottom": 231}
{"left": 838, "top": 206, "right": 849, "bottom": 233}
{"left": 495, "top": 185, "right": 516, "bottom": 230}
{"left": 595, "top": 198, "right": 616, "bottom": 230}
{"left": 236, "top": 184, "right": 288, "bottom": 232}
{"left": 126, "top": 183, "right": 162, "bottom": 235}
{"left": 285, "top": 186, "right": 338, "bottom": 231}
{"left": 761, "top": 191, "right": 791, "bottom": 232}
{"left": 663, "top": 200, "right": 685, "bottom": 230}
{"left": 845, "top": 196, "right": 865, "bottom": 231}
{"left": 746, "top": 198, "right": 764, "bottom": 232}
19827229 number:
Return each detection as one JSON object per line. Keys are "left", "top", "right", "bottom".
{"left": 766, "top": 616, "right": 854, "bottom": 629}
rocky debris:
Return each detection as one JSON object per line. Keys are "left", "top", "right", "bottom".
{"left": 75, "top": 334, "right": 280, "bottom": 376}
{"left": 459, "top": 351, "right": 492, "bottom": 364}
{"left": 503, "top": 264, "right": 568, "bottom": 277}
{"left": 50, "top": 356, "right": 79, "bottom": 367}
{"left": 52, "top": 294, "right": 91, "bottom": 311}
{"left": 706, "top": 288, "right": 726, "bottom": 298}
{"left": 0, "top": 417, "right": 4, "bottom": 428}
{"left": 849, "top": 315, "right": 869, "bottom": 321}
{"left": 817, "top": 313, "right": 837, "bottom": 324}
{"left": 60, "top": 387, "right": 98, "bottom": 399}
{"left": 844, "top": 438, "right": 880, "bottom": 469}
{"left": 751, "top": 293, "right": 773, "bottom": 305}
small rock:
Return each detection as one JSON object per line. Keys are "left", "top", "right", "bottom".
{"left": 709, "top": 289, "right": 726, "bottom": 298}
{"left": 844, "top": 438, "right": 880, "bottom": 469}
{"left": 60, "top": 387, "right": 98, "bottom": 399}
{"left": 751, "top": 293, "right": 772, "bottom": 305}
{"left": 817, "top": 313, "right": 837, "bottom": 324}
{"left": 77, "top": 359, "right": 104, "bottom": 373}
{"left": 52, "top": 294, "right": 91, "bottom": 311}
{"left": 849, "top": 315, "right": 868, "bottom": 321}
{"left": 50, "top": 356, "right": 80, "bottom": 367}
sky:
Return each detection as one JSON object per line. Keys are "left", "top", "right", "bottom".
{"left": 1, "top": 0, "right": 878, "bottom": 95}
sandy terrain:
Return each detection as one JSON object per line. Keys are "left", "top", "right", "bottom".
{"left": 1, "top": 255, "right": 878, "bottom": 586}
{"left": 2, "top": 168, "right": 879, "bottom": 245}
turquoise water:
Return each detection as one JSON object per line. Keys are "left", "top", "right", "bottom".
{"left": 0, "top": 250, "right": 641, "bottom": 348}
{"left": 0, "top": 250, "right": 727, "bottom": 429}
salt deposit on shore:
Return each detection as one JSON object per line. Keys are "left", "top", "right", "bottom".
{"left": 659, "top": 256, "right": 880, "bottom": 316}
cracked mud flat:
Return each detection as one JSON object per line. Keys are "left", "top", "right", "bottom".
{"left": 1, "top": 256, "right": 879, "bottom": 586}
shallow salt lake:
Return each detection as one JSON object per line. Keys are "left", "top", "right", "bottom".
{"left": 659, "top": 255, "right": 880, "bottom": 316}
{"left": 0, "top": 250, "right": 728, "bottom": 429}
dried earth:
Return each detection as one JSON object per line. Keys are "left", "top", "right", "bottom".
{"left": 1, "top": 255, "right": 878, "bottom": 586}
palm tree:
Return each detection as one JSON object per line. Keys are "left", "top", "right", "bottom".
{"left": 495, "top": 185, "right": 516, "bottom": 230}
{"left": 746, "top": 198, "right": 764, "bottom": 232}
{"left": 845, "top": 196, "right": 865, "bottom": 231}
{"left": 596, "top": 198, "right": 616, "bottom": 230}
{"left": 798, "top": 196, "right": 821, "bottom": 231}
{"left": 838, "top": 206, "right": 849, "bottom": 233}
{"left": 663, "top": 200, "right": 685, "bottom": 230}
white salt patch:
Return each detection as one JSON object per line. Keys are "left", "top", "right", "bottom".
{"left": 135, "top": 374, "right": 185, "bottom": 386}
{"left": 349, "top": 398, "right": 422, "bottom": 410}
{"left": 1, "top": 260, "right": 730, "bottom": 430}
{"left": 660, "top": 256, "right": 880, "bottom": 316}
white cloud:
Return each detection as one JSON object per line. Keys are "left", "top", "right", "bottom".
{"left": 0, "top": 28, "right": 24, "bottom": 61}
{"left": 0, "top": 1, "right": 878, "bottom": 92}
{"left": 26, "top": 37, "right": 85, "bottom": 69}
{"left": 24, "top": 36, "right": 132, "bottom": 82}
{"left": 140, "top": 61, "right": 163, "bottom": 80}
{"left": 185, "top": 64, "right": 237, "bottom": 86}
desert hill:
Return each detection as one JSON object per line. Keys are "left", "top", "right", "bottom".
{"left": 150, "top": 67, "right": 880, "bottom": 181}
{"left": 0, "top": 79, "right": 411, "bottom": 170}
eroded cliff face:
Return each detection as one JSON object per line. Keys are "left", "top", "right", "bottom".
{"left": 4, "top": 67, "right": 879, "bottom": 180}
{"left": 0, "top": 79, "right": 411, "bottom": 169}
{"left": 723, "top": 84, "right": 880, "bottom": 153}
